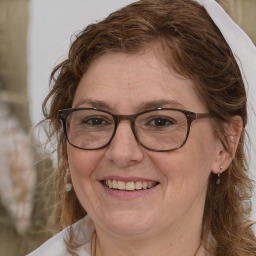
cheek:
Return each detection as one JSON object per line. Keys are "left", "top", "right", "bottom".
{"left": 152, "top": 130, "right": 217, "bottom": 189}
{"left": 67, "top": 145, "right": 105, "bottom": 180}
{"left": 66, "top": 147, "right": 106, "bottom": 214}
{"left": 183, "top": 134, "right": 217, "bottom": 178}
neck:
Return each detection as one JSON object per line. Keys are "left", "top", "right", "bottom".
{"left": 92, "top": 223, "right": 204, "bottom": 256}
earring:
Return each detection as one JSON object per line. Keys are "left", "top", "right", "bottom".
{"left": 64, "top": 168, "right": 72, "bottom": 192}
{"left": 216, "top": 166, "right": 223, "bottom": 185}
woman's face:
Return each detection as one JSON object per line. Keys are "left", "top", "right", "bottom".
{"left": 67, "top": 49, "right": 223, "bottom": 240}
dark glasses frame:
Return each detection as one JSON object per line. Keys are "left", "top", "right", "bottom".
{"left": 58, "top": 107, "right": 210, "bottom": 152}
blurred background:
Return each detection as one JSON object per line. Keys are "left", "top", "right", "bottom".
{"left": 0, "top": 0, "right": 255, "bottom": 255}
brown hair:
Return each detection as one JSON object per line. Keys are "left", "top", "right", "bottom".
{"left": 42, "top": 0, "right": 256, "bottom": 255}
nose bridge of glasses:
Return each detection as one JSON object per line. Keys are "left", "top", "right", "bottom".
{"left": 113, "top": 114, "right": 137, "bottom": 140}
{"left": 116, "top": 114, "right": 136, "bottom": 124}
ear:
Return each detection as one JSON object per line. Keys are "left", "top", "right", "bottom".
{"left": 211, "top": 116, "right": 243, "bottom": 174}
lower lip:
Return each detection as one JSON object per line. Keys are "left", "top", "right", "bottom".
{"left": 100, "top": 182, "right": 159, "bottom": 200}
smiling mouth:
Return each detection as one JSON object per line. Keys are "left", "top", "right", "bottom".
{"left": 102, "top": 180, "right": 159, "bottom": 191}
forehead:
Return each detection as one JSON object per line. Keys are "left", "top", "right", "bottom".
{"left": 73, "top": 50, "right": 207, "bottom": 113}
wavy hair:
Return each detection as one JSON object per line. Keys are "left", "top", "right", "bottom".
{"left": 42, "top": 0, "right": 256, "bottom": 255}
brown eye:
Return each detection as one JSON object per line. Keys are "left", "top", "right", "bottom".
{"left": 148, "top": 117, "right": 174, "bottom": 127}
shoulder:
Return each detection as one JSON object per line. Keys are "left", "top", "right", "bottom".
{"left": 27, "top": 215, "right": 95, "bottom": 256}
{"left": 27, "top": 229, "right": 68, "bottom": 256}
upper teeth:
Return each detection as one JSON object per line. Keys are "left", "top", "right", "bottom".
{"left": 103, "top": 180, "right": 157, "bottom": 191}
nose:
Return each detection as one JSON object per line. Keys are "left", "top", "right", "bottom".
{"left": 105, "top": 120, "right": 144, "bottom": 168}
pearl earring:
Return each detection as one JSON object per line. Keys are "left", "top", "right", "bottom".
{"left": 64, "top": 168, "right": 72, "bottom": 192}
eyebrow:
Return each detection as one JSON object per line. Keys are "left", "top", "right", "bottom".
{"left": 74, "top": 99, "right": 112, "bottom": 110}
{"left": 138, "top": 100, "right": 186, "bottom": 111}
{"left": 74, "top": 99, "right": 187, "bottom": 112}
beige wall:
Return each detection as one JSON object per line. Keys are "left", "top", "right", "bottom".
{"left": 0, "top": 0, "right": 31, "bottom": 131}
{"left": 0, "top": 1, "right": 53, "bottom": 256}
{"left": 218, "top": 0, "right": 256, "bottom": 44}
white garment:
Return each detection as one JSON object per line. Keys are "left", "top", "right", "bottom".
{"left": 27, "top": 215, "right": 95, "bottom": 256}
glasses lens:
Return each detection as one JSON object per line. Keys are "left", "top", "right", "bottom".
{"left": 135, "top": 109, "right": 188, "bottom": 151}
{"left": 66, "top": 109, "right": 115, "bottom": 149}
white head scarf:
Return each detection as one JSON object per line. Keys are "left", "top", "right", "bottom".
{"left": 193, "top": 0, "right": 256, "bottom": 221}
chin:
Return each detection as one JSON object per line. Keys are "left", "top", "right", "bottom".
{"left": 98, "top": 210, "right": 158, "bottom": 238}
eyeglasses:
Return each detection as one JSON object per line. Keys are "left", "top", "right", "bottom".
{"left": 58, "top": 108, "right": 210, "bottom": 152}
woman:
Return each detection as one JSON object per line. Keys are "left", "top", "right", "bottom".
{"left": 28, "top": 0, "right": 256, "bottom": 255}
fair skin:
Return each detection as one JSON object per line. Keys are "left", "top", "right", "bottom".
{"left": 67, "top": 49, "right": 235, "bottom": 256}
